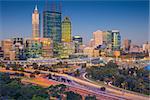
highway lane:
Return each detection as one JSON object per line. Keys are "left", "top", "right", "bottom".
{"left": 33, "top": 69, "right": 149, "bottom": 100}
{"left": 0, "top": 68, "right": 120, "bottom": 100}
{"left": 81, "top": 72, "right": 149, "bottom": 100}
{"left": 1, "top": 67, "right": 149, "bottom": 100}
{"left": 24, "top": 69, "right": 127, "bottom": 100}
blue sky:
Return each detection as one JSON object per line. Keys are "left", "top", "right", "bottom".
{"left": 0, "top": 0, "right": 149, "bottom": 45}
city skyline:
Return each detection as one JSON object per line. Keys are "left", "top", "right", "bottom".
{"left": 0, "top": 0, "right": 149, "bottom": 45}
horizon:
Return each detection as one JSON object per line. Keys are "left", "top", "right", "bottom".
{"left": 0, "top": 0, "right": 149, "bottom": 45}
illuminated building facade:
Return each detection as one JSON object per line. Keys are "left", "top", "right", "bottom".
{"left": 32, "top": 5, "right": 40, "bottom": 38}
{"left": 61, "top": 17, "right": 71, "bottom": 43}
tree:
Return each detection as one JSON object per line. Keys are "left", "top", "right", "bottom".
{"left": 32, "top": 63, "right": 39, "bottom": 70}
{"left": 85, "top": 95, "right": 97, "bottom": 100}
{"left": 30, "top": 73, "right": 35, "bottom": 78}
{"left": 32, "top": 95, "right": 46, "bottom": 100}
{"left": 65, "top": 91, "right": 82, "bottom": 100}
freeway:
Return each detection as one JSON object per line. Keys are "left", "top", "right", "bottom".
{"left": 18, "top": 68, "right": 149, "bottom": 100}
{"left": 81, "top": 72, "right": 149, "bottom": 100}
{"left": 0, "top": 68, "right": 120, "bottom": 100}
{"left": 39, "top": 70, "right": 149, "bottom": 100}
{"left": 0, "top": 67, "right": 149, "bottom": 100}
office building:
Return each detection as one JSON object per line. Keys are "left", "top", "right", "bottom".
{"left": 72, "top": 35, "right": 83, "bottom": 53}
{"left": 43, "top": 11, "right": 61, "bottom": 43}
{"left": 61, "top": 17, "right": 71, "bottom": 43}
{"left": 0, "top": 47, "right": 4, "bottom": 58}
{"left": 13, "top": 38, "right": 26, "bottom": 60}
{"left": 40, "top": 38, "right": 53, "bottom": 58}
{"left": 111, "top": 30, "right": 121, "bottom": 51}
{"left": 143, "top": 42, "right": 150, "bottom": 53}
{"left": 25, "top": 38, "right": 42, "bottom": 58}
{"left": 123, "top": 39, "right": 131, "bottom": 52}
{"left": 1, "top": 39, "right": 13, "bottom": 60}
{"left": 32, "top": 5, "right": 40, "bottom": 38}
{"left": 93, "top": 30, "right": 103, "bottom": 47}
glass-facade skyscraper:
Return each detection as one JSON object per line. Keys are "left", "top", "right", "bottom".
{"left": 111, "top": 30, "right": 121, "bottom": 51}
{"left": 43, "top": 11, "right": 61, "bottom": 43}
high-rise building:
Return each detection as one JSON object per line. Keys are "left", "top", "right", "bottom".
{"left": 61, "top": 17, "right": 71, "bottom": 43}
{"left": 25, "top": 38, "right": 42, "bottom": 58}
{"left": 25, "top": 38, "right": 53, "bottom": 58}
{"left": 111, "top": 30, "right": 121, "bottom": 51}
{"left": 72, "top": 36, "right": 83, "bottom": 53}
{"left": 13, "top": 38, "right": 26, "bottom": 60}
{"left": 89, "top": 39, "right": 94, "bottom": 47}
{"left": 93, "top": 30, "right": 103, "bottom": 47}
{"left": 40, "top": 38, "right": 53, "bottom": 58}
{"left": 0, "top": 47, "right": 4, "bottom": 58}
{"left": 143, "top": 42, "right": 150, "bottom": 53}
{"left": 123, "top": 39, "right": 131, "bottom": 52}
{"left": 1, "top": 39, "right": 14, "bottom": 60}
{"left": 43, "top": 11, "right": 61, "bottom": 43}
{"left": 32, "top": 5, "right": 40, "bottom": 38}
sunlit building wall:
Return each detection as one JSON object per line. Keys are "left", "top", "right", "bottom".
{"left": 1, "top": 39, "right": 13, "bottom": 60}
{"left": 32, "top": 5, "right": 40, "bottom": 38}
{"left": 12, "top": 38, "right": 26, "bottom": 60}
{"left": 41, "top": 38, "right": 53, "bottom": 58}
{"left": 83, "top": 47, "right": 94, "bottom": 57}
{"left": 123, "top": 39, "right": 131, "bottom": 52}
{"left": 93, "top": 30, "right": 103, "bottom": 47}
{"left": 111, "top": 30, "right": 121, "bottom": 51}
{"left": 25, "top": 38, "right": 42, "bottom": 58}
{"left": 61, "top": 17, "right": 71, "bottom": 43}
{"left": 72, "top": 36, "right": 83, "bottom": 53}
{"left": 43, "top": 11, "right": 61, "bottom": 43}
{"left": 143, "top": 42, "right": 150, "bottom": 53}
{"left": 0, "top": 47, "right": 4, "bottom": 58}
{"left": 60, "top": 42, "right": 75, "bottom": 58}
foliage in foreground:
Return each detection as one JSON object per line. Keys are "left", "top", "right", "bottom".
{"left": 86, "top": 61, "right": 150, "bottom": 95}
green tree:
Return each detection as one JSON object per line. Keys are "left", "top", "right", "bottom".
{"left": 66, "top": 91, "right": 82, "bottom": 100}
{"left": 85, "top": 95, "right": 97, "bottom": 100}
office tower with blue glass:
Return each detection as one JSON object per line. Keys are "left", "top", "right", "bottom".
{"left": 43, "top": 2, "right": 61, "bottom": 43}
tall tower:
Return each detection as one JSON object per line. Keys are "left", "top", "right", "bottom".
{"left": 111, "top": 30, "right": 121, "bottom": 51}
{"left": 61, "top": 17, "right": 71, "bottom": 43}
{"left": 43, "top": 1, "right": 61, "bottom": 43}
{"left": 32, "top": 5, "right": 40, "bottom": 38}
{"left": 93, "top": 30, "right": 103, "bottom": 47}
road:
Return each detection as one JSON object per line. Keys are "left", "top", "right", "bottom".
{"left": 0, "top": 68, "right": 121, "bottom": 100}
{"left": 22, "top": 68, "right": 150, "bottom": 100}
{"left": 0, "top": 67, "right": 149, "bottom": 100}
{"left": 81, "top": 72, "right": 149, "bottom": 100}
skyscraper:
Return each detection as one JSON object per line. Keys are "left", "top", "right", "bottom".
{"left": 123, "top": 39, "right": 131, "bottom": 52}
{"left": 32, "top": 5, "right": 40, "bottom": 38}
{"left": 43, "top": 2, "right": 62, "bottom": 43}
{"left": 61, "top": 17, "right": 71, "bottom": 43}
{"left": 111, "top": 30, "right": 121, "bottom": 51}
{"left": 72, "top": 35, "right": 83, "bottom": 53}
{"left": 93, "top": 30, "right": 103, "bottom": 47}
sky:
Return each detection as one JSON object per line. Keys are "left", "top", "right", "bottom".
{"left": 0, "top": 0, "right": 149, "bottom": 45}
